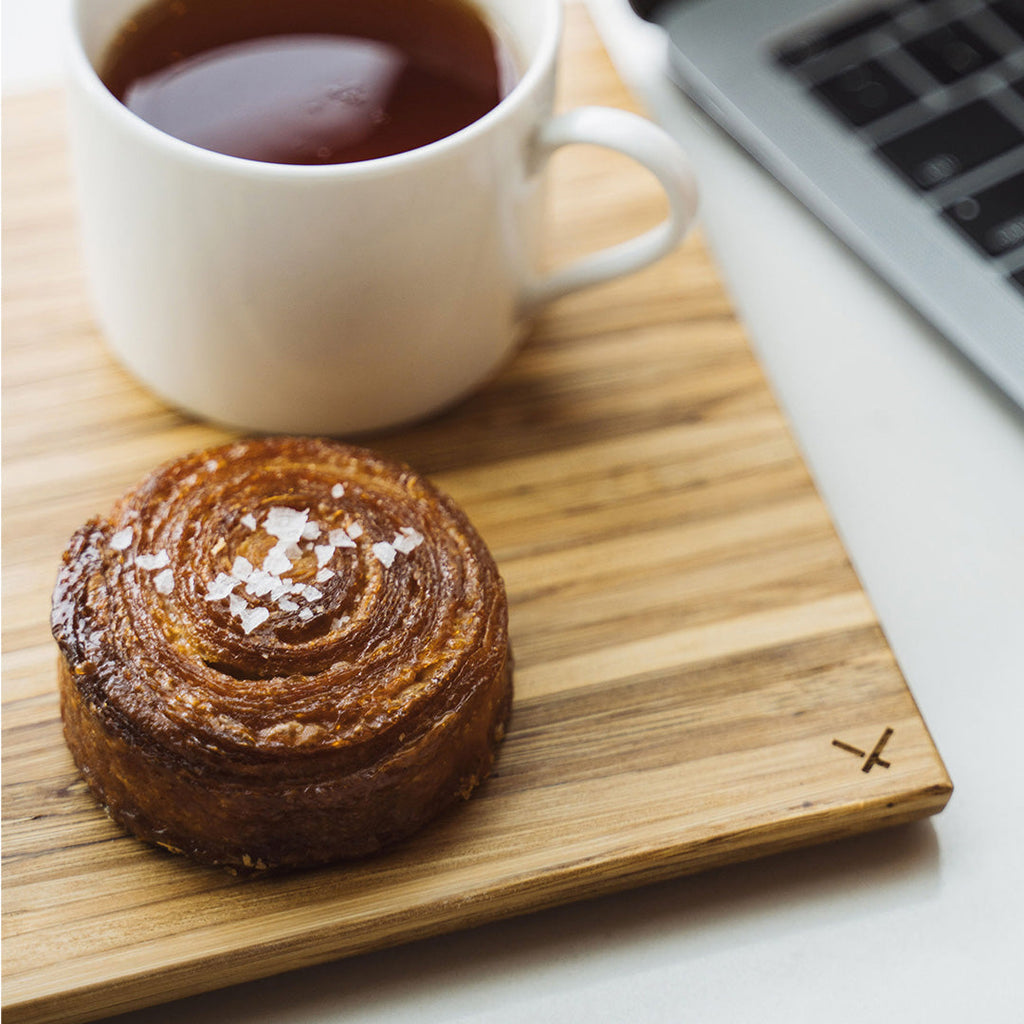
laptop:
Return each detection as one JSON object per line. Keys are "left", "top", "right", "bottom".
{"left": 629, "top": 0, "right": 1024, "bottom": 410}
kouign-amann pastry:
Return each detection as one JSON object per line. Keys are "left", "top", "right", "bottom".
{"left": 51, "top": 437, "right": 511, "bottom": 870}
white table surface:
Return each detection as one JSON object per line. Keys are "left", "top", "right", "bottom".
{"left": 4, "top": 0, "right": 1023, "bottom": 1020}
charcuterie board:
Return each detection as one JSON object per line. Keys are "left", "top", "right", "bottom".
{"left": 1, "top": 6, "right": 951, "bottom": 1022}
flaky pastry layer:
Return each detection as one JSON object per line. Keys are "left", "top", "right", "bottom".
{"left": 52, "top": 437, "right": 511, "bottom": 870}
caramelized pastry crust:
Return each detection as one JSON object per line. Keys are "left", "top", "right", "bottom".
{"left": 52, "top": 437, "right": 511, "bottom": 870}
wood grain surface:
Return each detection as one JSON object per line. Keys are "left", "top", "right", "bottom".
{"left": 1, "top": 5, "right": 952, "bottom": 1023}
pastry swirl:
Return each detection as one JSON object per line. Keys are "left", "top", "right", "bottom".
{"left": 52, "top": 437, "right": 511, "bottom": 870}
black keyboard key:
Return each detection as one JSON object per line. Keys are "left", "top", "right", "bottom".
{"left": 993, "top": 0, "right": 1024, "bottom": 39}
{"left": 900, "top": 0, "right": 965, "bottom": 14}
{"left": 812, "top": 59, "right": 916, "bottom": 126}
{"left": 777, "top": 6, "right": 892, "bottom": 67}
{"left": 944, "top": 171, "right": 1024, "bottom": 255}
{"left": 878, "top": 100, "right": 1023, "bottom": 189}
{"left": 1010, "top": 267, "right": 1024, "bottom": 294}
{"left": 904, "top": 21, "right": 1001, "bottom": 84}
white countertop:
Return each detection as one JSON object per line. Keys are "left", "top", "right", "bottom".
{"left": 4, "top": 0, "right": 1023, "bottom": 1020}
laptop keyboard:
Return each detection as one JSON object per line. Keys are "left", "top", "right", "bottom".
{"left": 775, "top": 0, "right": 1024, "bottom": 295}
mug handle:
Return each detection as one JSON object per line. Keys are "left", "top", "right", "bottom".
{"left": 519, "top": 106, "right": 699, "bottom": 315}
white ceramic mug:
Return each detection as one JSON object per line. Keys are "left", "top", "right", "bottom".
{"left": 66, "top": 0, "right": 698, "bottom": 435}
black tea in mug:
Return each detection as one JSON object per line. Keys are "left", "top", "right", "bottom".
{"left": 100, "top": 0, "right": 519, "bottom": 164}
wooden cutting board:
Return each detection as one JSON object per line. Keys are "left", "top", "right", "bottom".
{"left": 1, "top": 6, "right": 952, "bottom": 1022}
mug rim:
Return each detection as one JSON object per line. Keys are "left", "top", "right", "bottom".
{"left": 66, "top": 0, "right": 563, "bottom": 178}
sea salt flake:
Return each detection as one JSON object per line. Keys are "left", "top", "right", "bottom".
{"left": 136, "top": 550, "right": 170, "bottom": 571}
{"left": 331, "top": 484, "right": 345, "bottom": 499}
{"left": 328, "top": 529, "right": 356, "bottom": 549}
{"left": 241, "top": 513, "right": 258, "bottom": 530}
{"left": 346, "top": 522, "right": 363, "bottom": 540}
{"left": 205, "top": 459, "right": 218, "bottom": 472}
{"left": 109, "top": 527, "right": 133, "bottom": 551}
{"left": 331, "top": 616, "right": 350, "bottom": 631}
{"left": 269, "top": 579, "right": 293, "bottom": 602}
{"left": 315, "top": 568, "right": 335, "bottom": 583}
{"left": 278, "top": 598, "right": 299, "bottom": 612}
{"left": 239, "top": 606, "right": 270, "bottom": 634}
{"left": 245, "top": 569, "right": 280, "bottom": 597}
{"left": 301, "top": 585, "right": 322, "bottom": 602}
{"left": 153, "top": 569, "right": 175, "bottom": 594}
{"left": 372, "top": 542, "right": 397, "bottom": 567}
{"left": 298, "top": 608, "right": 314, "bottom": 621}
{"left": 231, "top": 556, "right": 254, "bottom": 582}
{"left": 392, "top": 528, "right": 424, "bottom": 554}
{"left": 263, "top": 506, "right": 308, "bottom": 544}
{"left": 205, "top": 573, "right": 239, "bottom": 601}
{"left": 229, "top": 593, "right": 248, "bottom": 617}
{"left": 301, "top": 521, "right": 321, "bottom": 541}
{"left": 262, "top": 542, "right": 294, "bottom": 576}
{"left": 314, "top": 544, "right": 335, "bottom": 567}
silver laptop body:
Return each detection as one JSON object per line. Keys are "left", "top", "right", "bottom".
{"left": 635, "top": 0, "right": 1024, "bottom": 409}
